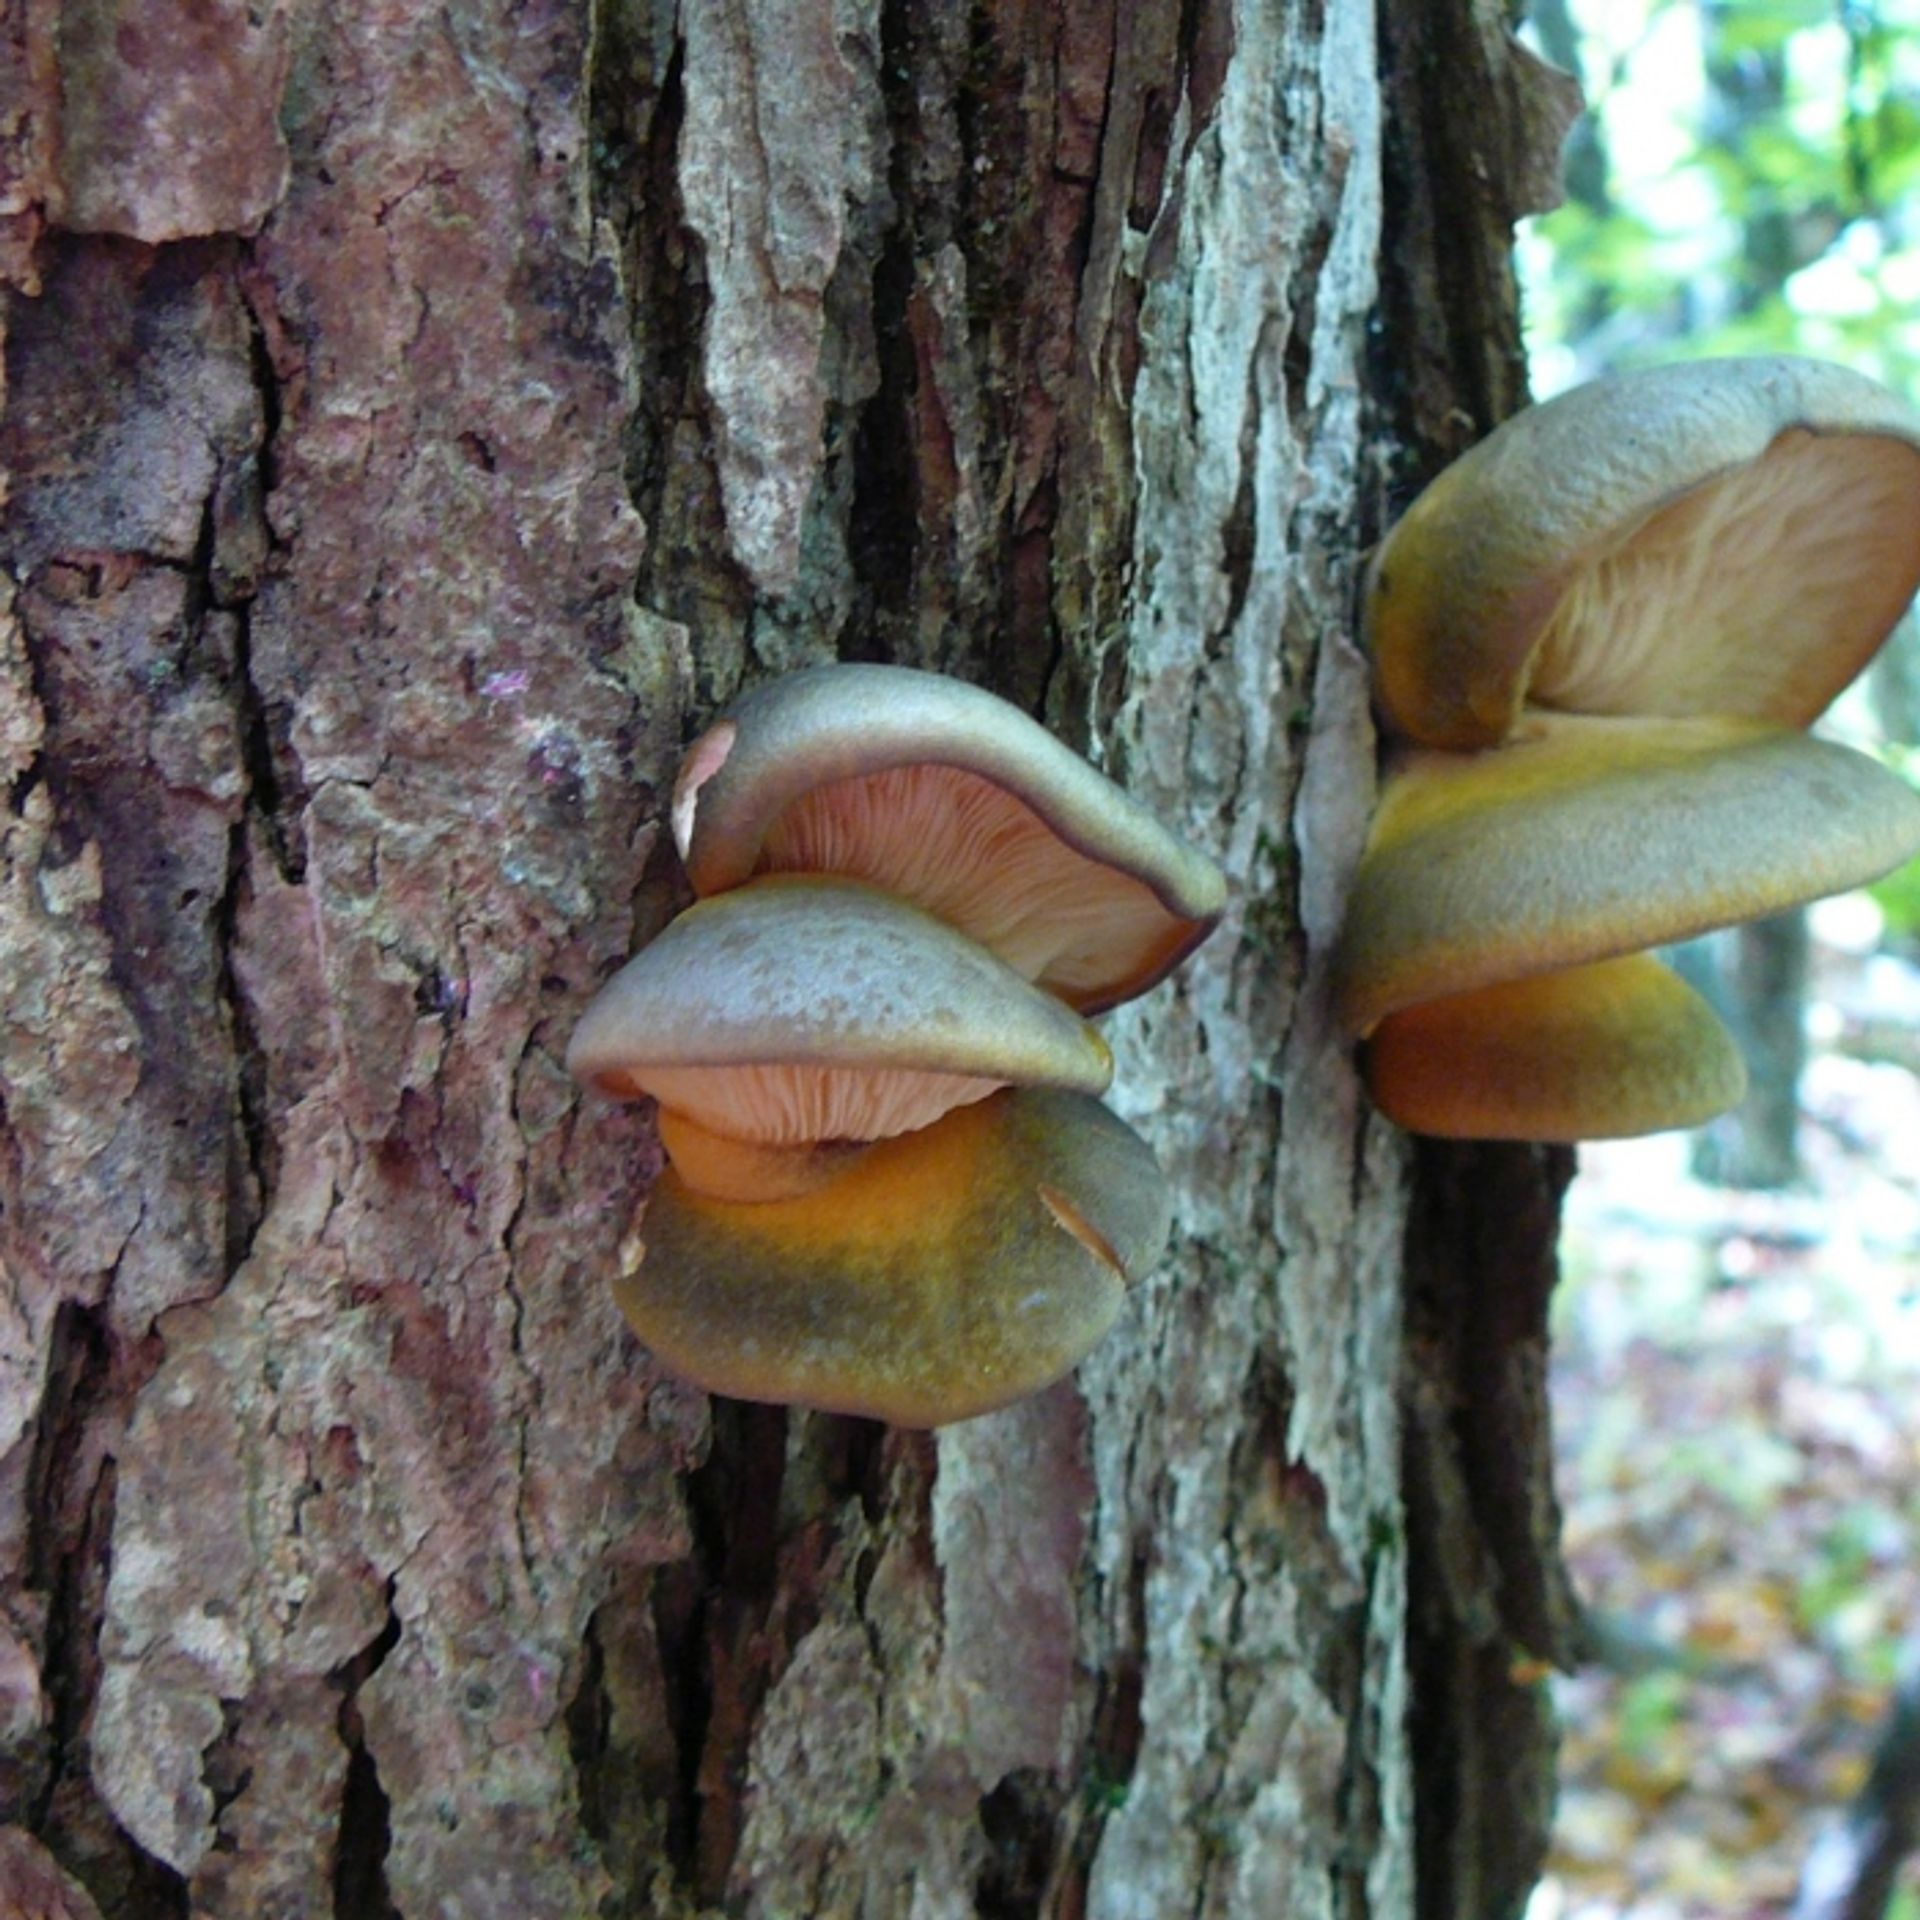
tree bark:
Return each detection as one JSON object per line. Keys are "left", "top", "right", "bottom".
{"left": 0, "top": 2, "right": 1578, "bottom": 1915}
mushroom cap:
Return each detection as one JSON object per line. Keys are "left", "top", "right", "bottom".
{"left": 1367, "top": 356, "right": 1920, "bottom": 750}
{"left": 616, "top": 1087, "right": 1173, "bottom": 1426}
{"left": 1364, "top": 953, "right": 1748, "bottom": 1141}
{"left": 566, "top": 876, "right": 1113, "bottom": 1146}
{"left": 672, "top": 663, "right": 1228, "bottom": 1012}
{"left": 1335, "top": 713, "right": 1920, "bottom": 1036}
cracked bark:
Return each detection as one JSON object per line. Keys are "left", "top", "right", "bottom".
{"left": 0, "top": 2, "right": 1578, "bottom": 1915}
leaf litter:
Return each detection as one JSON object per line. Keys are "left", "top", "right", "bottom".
{"left": 1532, "top": 932, "right": 1920, "bottom": 1919}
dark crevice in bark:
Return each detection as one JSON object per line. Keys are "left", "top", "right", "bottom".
{"left": 1070, "top": 1539, "right": 1149, "bottom": 1891}
{"left": 1004, "top": 520, "right": 1065, "bottom": 721}
{"left": 218, "top": 616, "right": 282, "bottom": 1229}
{"left": 1283, "top": 223, "right": 1335, "bottom": 440}
{"left": 330, "top": 1588, "right": 401, "bottom": 1920}
{"left": 1174, "top": 0, "right": 1233, "bottom": 158}
{"left": 1400, "top": 1140, "right": 1577, "bottom": 1920}
{"left": 1130, "top": 0, "right": 1217, "bottom": 237}
{"left": 223, "top": 449, "right": 305, "bottom": 888}
{"left": 635, "top": 1403, "right": 897, "bottom": 1907}
{"left": 976, "top": 1767, "right": 1067, "bottom": 1920}
{"left": 26, "top": 1311, "right": 189, "bottom": 1916}
{"left": 1336, "top": 1497, "right": 1405, "bottom": 1920}
{"left": 1215, "top": 352, "right": 1263, "bottom": 648}
{"left": 198, "top": 443, "right": 277, "bottom": 1275}
{"left": 23, "top": 1302, "right": 112, "bottom": 1825}
{"left": 7, "top": 760, "right": 40, "bottom": 818}
{"left": 564, "top": 1609, "right": 614, "bottom": 1848}
{"left": 952, "top": 9, "right": 1071, "bottom": 713}
{"left": 840, "top": 0, "right": 922, "bottom": 666}
{"left": 651, "top": 1399, "right": 791, "bottom": 1902}
{"left": 200, "top": 1699, "right": 251, "bottom": 1837}
{"left": 1240, "top": 1360, "right": 1351, "bottom": 1650}
{"left": 1371, "top": 0, "right": 1529, "bottom": 461}
{"left": 588, "top": 4, "right": 746, "bottom": 670}
{"left": 597, "top": 7, "right": 693, "bottom": 526}
{"left": 1012, "top": 131, "right": 1109, "bottom": 719}
{"left": 648, "top": 1558, "right": 706, "bottom": 1884}
{"left": 838, "top": 1415, "right": 891, "bottom": 1529}
{"left": 331, "top": 1742, "right": 397, "bottom": 1920}
{"left": 951, "top": 0, "right": 1026, "bottom": 468}
{"left": 1429, "top": 1143, "right": 1580, "bottom": 1661}
{"left": 566, "top": 1582, "right": 681, "bottom": 1920}
{"left": 1372, "top": 5, "right": 1569, "bottom": 1914}
{"left": 952, "top": 6, "right": 1011, "bottom": 342}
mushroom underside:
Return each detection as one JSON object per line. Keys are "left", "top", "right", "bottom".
{"left": 653, "top": 1109, "right": 871, "bottom": 1203}
{"left": 1364, "top": 952, "right": 1747, "bottom": 1141}
{"left": 670, "top": 664, "right": 1227, "bottom": 1012}
{"left": 635, "top": 1059, "right": 1010, "bottom": 1146}
{"left": 752, "top": 762, "right": 1211, "bottom": 1009}
{"left": 1529, "top": 429, "right": 1920, "bottom": 725}
{"left": 1366, "top": 358, "right": 1920, "bottom": 750}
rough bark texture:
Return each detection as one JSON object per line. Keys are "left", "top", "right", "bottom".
{"left": 0, "top": 2, "right": 1577, "bottom": 1915}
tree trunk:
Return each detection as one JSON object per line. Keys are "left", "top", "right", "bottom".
{"left": 0, "top": 2, "right": 1579, "bottom": 1915}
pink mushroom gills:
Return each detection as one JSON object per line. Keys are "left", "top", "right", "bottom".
{"left": 670, "top": 663, "right": 1228, "bottom": 1013}
{"left": 1367, "top": 356, "right": 1920, "bottom": 753}
{"left": 1337, "top": 356, "right": 1920, "bottom": 1141}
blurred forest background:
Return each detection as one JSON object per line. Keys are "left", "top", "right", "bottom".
{"left": 1519, "top": 3, "right": 1920, "bottom": 1915}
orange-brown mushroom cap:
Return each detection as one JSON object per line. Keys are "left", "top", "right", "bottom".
{"left": 671, "top": 664, "right": 1228, "bottom": 1012}
{"left": 1364, "top": 953, "right": 1747, "bottom": 1141}
{"left": 1368, "top": 356, "right": 1920, "bottom": 751}
{"left": 1334, "top": 713, "right": 1920, "bottom": 1037}
{"left": 616, "top": 1087, "right": 1172, "bottom": 1426}
{"left": 566, "top": 876, "right": 1114, "bottom": 1155}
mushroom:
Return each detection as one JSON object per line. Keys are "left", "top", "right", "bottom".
{"left": 615, "top": 1086, "right": 1171, "bottom": 1425}
{"left": 574, "top": 668, "right": 1226, "bottom": 1420}
{"left": 1335, "top": 714, "right": 1920, "bottom": 1040}
{"left": 568, "top": 874, "right": 1114, "bottom": 1200}
{"left": 1367, "top": 356, "right": 1920, "bottom": 752}
{"left": 1340, "top": 355, "right": 1920, "bottom": 1141}
{"left": 670, "top": 663, "right": 1227, "bottom": 1011}
{"left": 1364, "top": 954, "right": 1747, "bottom": 1142}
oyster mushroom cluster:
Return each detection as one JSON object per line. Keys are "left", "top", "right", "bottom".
{"left": 1336, "top": 356, "right": 1920, "bottom": 1141}
{"left": 570, "top": 664, "right": 1227, "bottom": 1425}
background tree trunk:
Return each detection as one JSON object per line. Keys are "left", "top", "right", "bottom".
{"left": 0, "top": 2, "right": 1578, "bottom": 1914}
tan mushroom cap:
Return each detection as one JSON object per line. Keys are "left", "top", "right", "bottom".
{"left": 1335, "top": 712, "right": 1920, "bottom": 1037}
{"left": 566, "top": 876, "right": 1114, "bottom": 1152}
{"left": 672, "top": 664, "right": 1228, "bottom": 1012}
{"left": 616, "top": 1087, "right": 1172, "bottom": 1426}
{"left": 1368, "top": 357, "right": 1920, "bottom": 751}
{"left": 1365, "top": 953, "right": 1747, "bottom": 1141}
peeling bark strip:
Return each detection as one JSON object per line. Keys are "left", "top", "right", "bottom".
{"left": 0, "top": 0, "right": 1571, "bottom": 1914}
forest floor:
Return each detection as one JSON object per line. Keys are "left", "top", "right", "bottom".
{"left": 1531, "top": 927, "right": 1920, "bottom": 1920}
